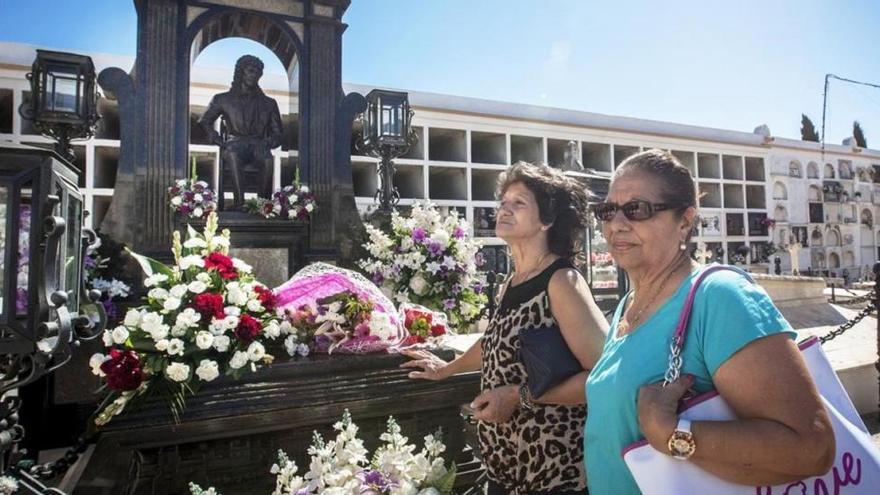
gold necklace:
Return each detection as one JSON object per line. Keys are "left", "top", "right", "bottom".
{"left": 512, "top": 251, "right": 552, "bottom": 286}
{"left": 617, "top": 256, "right": 686, "bottom": 336}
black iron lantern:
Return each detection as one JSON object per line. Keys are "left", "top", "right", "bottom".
{"left": 358, "top": 89, "right": 416, "bottom": 213}
{"left": 18, "top": 50, "right": 100, "bottom": 160}
{"left": 0, "top": 142, "right": 104, "bottom": 396}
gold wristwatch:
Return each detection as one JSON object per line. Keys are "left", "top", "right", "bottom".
{"left": 667, "top": 418, "right": 696, "bottom": 460}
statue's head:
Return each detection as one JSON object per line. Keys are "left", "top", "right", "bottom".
{"left": 231, "top": 55, "right": 265, "bottom": 93}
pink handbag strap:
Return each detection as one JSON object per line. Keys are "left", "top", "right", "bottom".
{"left": 664, "top": 264, "right": 753, "bottom": 385}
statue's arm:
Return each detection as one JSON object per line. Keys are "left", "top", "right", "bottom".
{"left": 198, "top": 96, "right": 225, "bottom": 146}
{"left": 267, "top": 101, "right": 283, "bottom": 150}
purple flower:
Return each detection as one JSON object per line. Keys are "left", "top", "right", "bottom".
{"left": 359, "top": 470, "right": 396, "bottom": 494}
{"left": 355, "top": 322, "right": 371, "bottom": 338}
{"left": 427, "top": 242, "right": 443, "bottom": 257}
{"left": 443, "top": 298, "right": 456, "bottom": 310}
{"left": 84, "top": 255, "right": 98, "bottom": 270}
{"left": 314, "top": 334, "right": 331, "bottom": 352}
{"left": 451, "top": 284, "right": 462, "bottom": 295}
{"left": 102, "top": 299, "right": 118, "bottom": 320}
{"left": 474, "top": 282, "right": 485, "bottom": 294}
{"left": 372, "top": 271, "right": 385, "bottom": 285}
{"left": 411, "top": 227, "right": 427, "bottom": 243}
{"left": 453, "top": 226, "right": 465, "bottom": 239}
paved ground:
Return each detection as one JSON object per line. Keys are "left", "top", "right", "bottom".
{"left": 865, "top": 412, "right": 880, "bottom": 449}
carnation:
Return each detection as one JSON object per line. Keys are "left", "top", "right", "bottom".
{"left": 235, "top": 314, "right": 262, "bottom": 342}
{"left": 100, "top": 349, "right": 143, "bottom": 391}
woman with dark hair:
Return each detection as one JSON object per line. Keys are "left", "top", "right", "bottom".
{"left": 585, "top": 149, "right": 834, "bottom": 494}
{"left": 403, "top": 161, "right": 607, "bottom": 494}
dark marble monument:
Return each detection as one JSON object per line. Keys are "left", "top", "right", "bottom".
{"left": 198, "top": 55, "right": 283, "bottom": 210}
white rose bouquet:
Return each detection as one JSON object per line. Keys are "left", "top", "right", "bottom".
{"left": 90, "top": 212, "right": 295, "bottom": 425}
{"left": 358, "top": 202, "right": 488, "bottom": 332}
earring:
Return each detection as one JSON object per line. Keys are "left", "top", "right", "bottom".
{"left": 679, "top": 242, "right": 686, "bottom": 251}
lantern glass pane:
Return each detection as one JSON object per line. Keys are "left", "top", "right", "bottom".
{"left": 0, "top": 185, "right": 6, "bottom": 316}
{"left": 16, "top": 186, "right": 33, "bottom": 317}
{"left": 64, "top": 192, "right": 82, "bottom": 311}
{"left": 47, "top": 69, "right": 79, "bottom": 113}
{"left": 380, "top": 102, "right": 400, "bottom": 137}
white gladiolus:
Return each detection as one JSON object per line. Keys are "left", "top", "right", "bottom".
{"left": 165, "top": 362, "right": 190, "bottom": 382}
{"left": 143, "top": 273, "right": 169, "bottom": 287}
{"left": 247, "top": 341, "right": 266, "bottom": 361}
{"left": 232, "top": 258, "right": 252, "bottom": 274}
{"left": 111, "top": 326, "right": 130, "bottom": 344}
{"left": 169, "top": 284, "right": 188, "bottom": 298}
{"left": 148, "top": 287, "right": 169, "bottom": 300}
{"left": 167, "top": 338, "right": 185, "bottom": 356}
{"left": 188, "top": 280, "right": 207, "bottom": 294}
{"left": 212, "top": 335, "right": 231, "bottom": 352}
{"left": 195, "top": 331, "right": 214, "bottom": 350}
{"left": 195, "top": 359, "right": 220, "bottom": 382}
{"left": 89, "top": 353, "right": 106, "bottom": 377}
{"left": 229, "top": 351, "right": 248, "bottom": 369}
{"left": 123, "top": 309, "right": 141, "bottom": 327}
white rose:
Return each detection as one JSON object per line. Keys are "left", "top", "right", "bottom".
{"left": 179, "top": 254, "right": 204, "bottom": 270}
{"left": 165, "top": 362, "right": 190, "bottom": 382}
{"left": 140, "top": 312, "right": 164, "bottom": 333}
{"left": 89, "top": 353, "right": 106, "bottom": 377}
{"left": 171, "top": 196, "right": 182, "bottom": 206}
{"left": 193, "top": 193, "right": 203, "bottom": 202}
{"left": 305, "top": 203, "right": 314, "bottom": 212}
{"left": 167, "top": 338, "right": 185, "bottom": 356}
{"left": 183, "top": 237, "right": 207, "bottom": 249}
{"left": 264, "top": 320, "right": 281, "bottom": 339}
{"left": 409, "top": 275, "right": 429, "bottom": 296}
{"left": 195, "top": 331, "right": 214, "bottom": 350}
{"left": 123, "top": 309, "right": 141, "bottom": 327}
{"left": 155, "top": 339, "right": 169, "bottom": 352}
{"left": 148, "top": 287, "right": 169, "bottom": 300}
{"left": 175, "top": 308, "right": 201, "bottom": 328}
{"left": 188, "top": 280, "right": 207, "bottom": 294}
{"left": 195, "top": 359, "right": 220, "bottom": 382}
{"left": 246, "top": 299, "right": 263, "bottom": 313}
{"left": 247, "top": 341, "right": 266, "bottom": 362}
{"left": 284, "top": 335, "right": 298, "bottom": 356}
{"left": 213, "top": 335, "right": 231, "bottom": 352}
{"left": 149, "top": 324, "right": 170, "bottom": 341}
{"left": 232, "top": 258, "right": 252, "bottom": 274}
{"left": 170, "top": 284, "right": 188, "bottom": 298}
{"left": 223, "top": 315, "right": 240, "bottom": 331}
{"left": 193, "top": 207, "right": 204, "bottom": 218}
{"left": 111, "top": 326, "right": 129, "bottom": 344}
{"left": 229, "top": 351, "right": 248, "bottom": 369}
{"left": 102, "top": 330, "right": 114, "bottom": 347}
{"left": 163, "top": 297, "right": 182, "bottom": 312}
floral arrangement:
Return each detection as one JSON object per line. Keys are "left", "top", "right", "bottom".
{"left": 189, "top": 410, "right": 456, "bottom": 495}
{"left": 281, "top": 290, "right": 401, "bottom": 355}
{"left": 89, "top": 212, "right": 288, "bottom": 425}
{"left": 15, "top": 205, "right": 30, "bottom": 314}
{"left": 169, "top": 158, "right": 217, "bottom": 219}
{"left": 84, "top": 235, "right": 132, "bottom": 321}
{"left": 244, "top": 183, "right": 316, "bottom": 221}
{"left": 358, "top": 202, "right": 488, "bottom": 332}
{"left": 400, "top": 304, "right": 447, "bottom": 347}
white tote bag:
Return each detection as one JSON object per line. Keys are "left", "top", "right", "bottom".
{"left": 622, "top": 265, "right": 880, "bottom": 494}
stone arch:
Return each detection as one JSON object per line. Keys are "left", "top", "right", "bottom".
{"left": 772, "top": 181, "right": 788, "bottom": 199}
{"left": 807, "top": 161, "right": 820, "bottom": 178}
{"left": 828, "top": 252, "right": 841, "bottom": 268}
{"left": 843, "top": 251, "right": 855, "bottom": 267}
{"left": 825, "top": 228, "right": 841, "bottom": 247}
{"left": 811, "top": 227, "right": 824, "bottom": 246}
{"left": 824, "top": 163, "right": 835, "bottom": 179}
{"left": 858, "top": 167, "right": 872, "bottom": 182}
{"left": 808, "top": 185, "right": 822, "bottom": 202}
{"left": 773, "top": 204, "right": 788, "bottom": 222}
{"left": 839, "top": 161, "right": 853, "bottom": 179}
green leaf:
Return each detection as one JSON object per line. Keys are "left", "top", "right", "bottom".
{"left": 436, "top": 462, "right": 457, "bottom": 495}
{"left": 125, "top": 247, "right": 174, "bottom": 278}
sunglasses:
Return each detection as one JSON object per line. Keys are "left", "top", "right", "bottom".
{"left": 592, "top": 200, "right": 683, "bottom": 222}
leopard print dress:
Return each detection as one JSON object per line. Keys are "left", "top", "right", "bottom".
{"left": 479, "top": 258, "right": 587, "bottom": 493}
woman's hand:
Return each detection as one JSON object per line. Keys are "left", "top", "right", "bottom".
{"left": 470, "top": 385, "right": 520, "bottom": 424}
{"left": 399, "top": 349, "right": 450, "bottom": 380}
{"left": 637, "top": 375, "right": 695, "bottom": 453}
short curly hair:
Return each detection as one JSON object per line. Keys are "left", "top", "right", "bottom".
{"left": 496, "top": 161, "right": 591, "bottom": 261}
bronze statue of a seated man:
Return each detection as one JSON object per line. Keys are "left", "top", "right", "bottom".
{"left": 198, "top": 55, "right": 283, "bottom": 210}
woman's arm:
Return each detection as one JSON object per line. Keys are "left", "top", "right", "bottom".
{"left": 534, "top": 268, "right": 608, "bottom": 405}
{"left": 400, "top": 335, "right": 482, "bottom": 380}
{"left": 638, "top": 333, "right": 835, "bottom": 485}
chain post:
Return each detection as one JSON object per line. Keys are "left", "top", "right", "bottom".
{"left": 873, "top": 262, "right": 880, "bottom": 422}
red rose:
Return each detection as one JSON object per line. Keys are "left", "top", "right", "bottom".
{"left": 235, "top": 314, "right": 262, "bottom": 341}
{"left": 253, "top": 285, "right": 276, "bottom": 312}
{"left": 204, "top": 252, "right": 237, "bottom": 280}
{"left": 100, "top": 349, "right": 144, "bottom": 391}
{"left": 193, "top": 292, "right": 225, "bottom": 320}
{"left": 430, "top": 324, "right": 446, "bottom": 337}
{"left": 402, "top": 335, "right": 425, "bottom": 346}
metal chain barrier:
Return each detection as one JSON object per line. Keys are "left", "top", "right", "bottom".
{"left": 820, "top": 302, "right": 876, "bottom": 344}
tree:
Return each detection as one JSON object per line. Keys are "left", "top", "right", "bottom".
{"left": 801, "top": 114, "right": 820, "bottom": 142}
{"left": 853, "top": 121, "right": 867, "bottom": 148}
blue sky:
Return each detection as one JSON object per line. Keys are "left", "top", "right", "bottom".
{"left": 1, "top": 0, "right": 878, "bottom": 146}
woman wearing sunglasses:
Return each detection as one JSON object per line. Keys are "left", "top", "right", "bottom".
{"left": 584, "top": 149, "right": 834, "bottom": 494}
{"left": 403, "top": 162, "right": 607, "bottom": 494}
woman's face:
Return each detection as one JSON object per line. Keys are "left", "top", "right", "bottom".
{"left": 601, "top": 171, "right": 693, "bottom": 273}
{"left": 495, "top": 181, "right": 547, "bottom": 242}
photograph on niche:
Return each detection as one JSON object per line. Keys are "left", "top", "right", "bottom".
{"left": 701, "top": 214, "right": 722, "bottom": 237}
